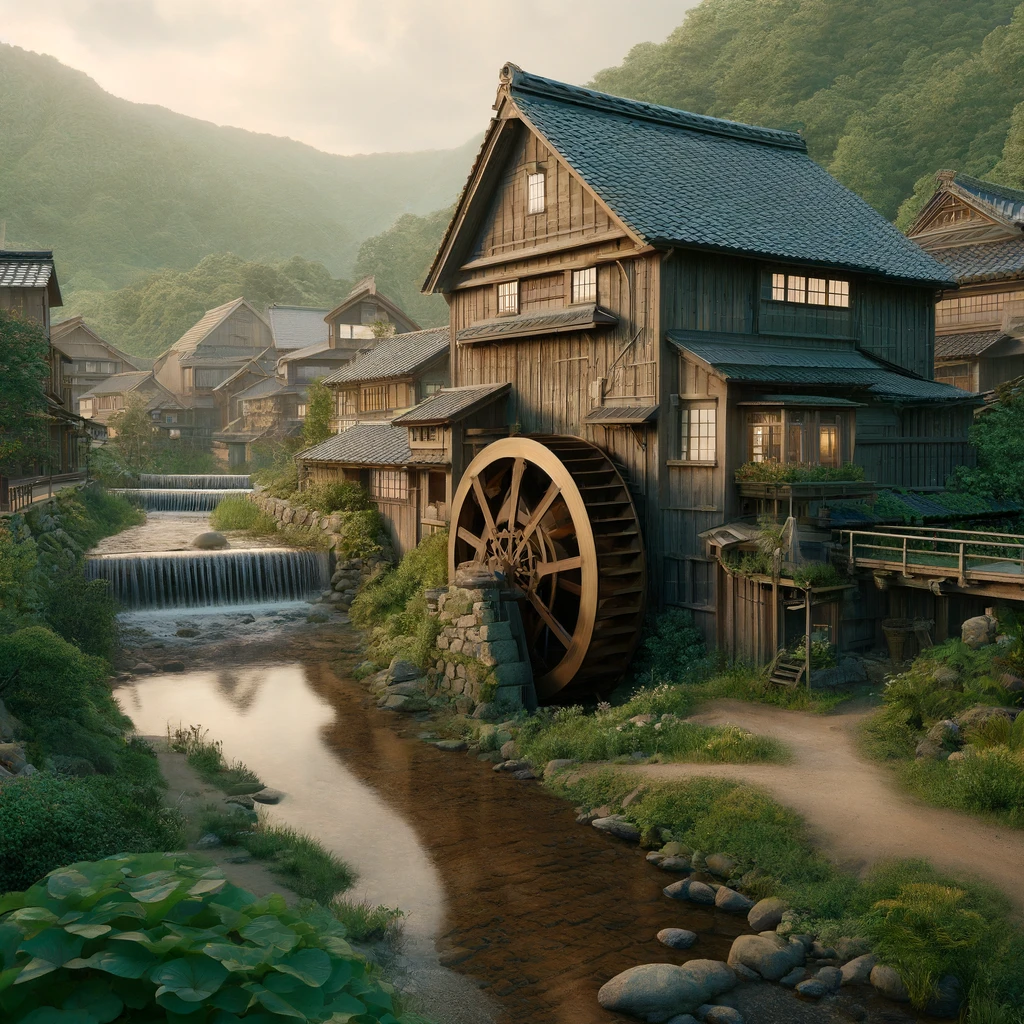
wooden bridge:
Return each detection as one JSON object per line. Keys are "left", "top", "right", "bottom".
{"left": 841, "top": 525, "right": 1024, "bottom": 601}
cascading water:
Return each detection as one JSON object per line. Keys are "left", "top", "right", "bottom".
{"left": 86, "top": 548, "right": 328, "bottom": 609}
{"left": 137, "top": 474, "right": 252, "bottom": 489}
{"left": 113, "top": 488, "right": 253, "bottom": 512}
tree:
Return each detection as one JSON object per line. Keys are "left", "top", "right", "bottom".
{"left": 108, "top": 395, "right": 156, "bottom": 476}
{"left": 0, "top": 308, "right": 50, "bottom": 474}
{"left": 949, "top": 378, "right": 1024, "bottom": 502}
{"left": 370, "top": 319, "right": 396, "bottom": 339}
{"left": 303, "top": 379, "right": 334, "bottom": 449}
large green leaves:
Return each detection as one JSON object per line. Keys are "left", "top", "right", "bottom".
{"left": 15, "top": 930, "right": 85, "bottom": 983}
{"left": 273, "top": 948, "right": 331, "bottom": 988}
{"left": 151, "top": 955, "right": 228, "bottom": 1002}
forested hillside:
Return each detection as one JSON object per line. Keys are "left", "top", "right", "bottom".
{"left": 66, "top": 254, "right": 350, "bottom": 357}
{"left": 590, "top": 0, "right": 1024, "bottom": 222}
{"left": 0, "top": 44, "right": 475, "bottom": 294}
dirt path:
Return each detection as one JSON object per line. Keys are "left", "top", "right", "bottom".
{"left": 620, "top": 700, "right": 1024, "bottom": 913}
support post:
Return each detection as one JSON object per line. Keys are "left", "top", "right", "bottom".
{"left": 805, "top": 587, "right": 812, "bottom": 693}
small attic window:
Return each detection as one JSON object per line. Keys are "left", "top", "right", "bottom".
{"left": 497, "top": 280, "right": 519, "bottom": 315}
{"left": 770, "top": 272, "right": 850, "bottom": 308}
{"left": 527, "top": 172, "right": 545, "bottom": 214}
{"left": 571, "top": 267, "right": 597, "bottom": 304}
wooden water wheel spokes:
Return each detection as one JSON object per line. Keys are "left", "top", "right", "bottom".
{"left": 449, "top": 435, "right": 647, "bottom": 700}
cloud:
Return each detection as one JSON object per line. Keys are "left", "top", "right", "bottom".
{"left": 0, "top": 0, "right": 696, "bottom": 154}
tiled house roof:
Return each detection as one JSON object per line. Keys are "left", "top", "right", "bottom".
{"left": 456, "top": 305, "right": 616, "bottom": 344}
{"left": 0, "top": 250, "right": 62, "bottom": 304}
{"left": 170, "top": 298, "right": 269, "bottom": 355}
{"left": 427, "top": 69, "right": 954, "bottom": 289}
{"left": 267, "top": 305, "right": 330, "bottom": 350}
{"left": 952, "top": 174, "right": 1024, "bottom": 224}
{"left": 393, "top": 383, "right": 510, "bottom": 424}
{"left": 668, "top": 331, "right": 977, "bottom": 403}
{"left": 79, "top": 371, "right": 154, "bottom": 396}
{"left": 296, "top": 422, "right": 411, "bottom": 466}
{"left": 928, "top": 237, "right": 1024, "bottom": 283}
{"left": 320, "top": 327, "right": 449, "bottom": 385}
{"left": 934, "top": 331, "right": 1006, "bottom": 360}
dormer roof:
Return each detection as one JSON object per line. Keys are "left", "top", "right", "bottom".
{"left": 324, "top": 276, "right": 421, "bottom": 332}
{"left": 425, "top": 65, "right": 953, "bottom": 292}
{"left": 0, "top": 250, "right": 62, "bottom": 305}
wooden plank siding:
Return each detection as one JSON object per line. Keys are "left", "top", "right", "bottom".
{"left": 855, "top": 282, "right": 935, "bottom": 380}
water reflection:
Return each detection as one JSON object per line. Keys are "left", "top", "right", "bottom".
{"left": 118, "top": 663, "right": 446, "bottom": 954}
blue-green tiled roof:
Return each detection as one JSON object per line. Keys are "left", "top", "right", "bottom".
{"left": 953, "top": 173, "right": 1024, "bottom": 224}
{"left": 507, "top": 70, "right": 954, "bottom": 286}
{"left": 667, "top": 331, "right": 977, "bottom": 403}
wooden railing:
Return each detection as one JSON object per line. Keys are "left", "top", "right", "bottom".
{"left": 842, "top": 528, "right": 1024, "bottom": 585}
{"left": 0, "top": 472, "right": 87, "bottom": 513}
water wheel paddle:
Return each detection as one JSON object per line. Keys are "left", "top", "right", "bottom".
{"left": 449, "top": 435, "right": 646, "bottom": 700}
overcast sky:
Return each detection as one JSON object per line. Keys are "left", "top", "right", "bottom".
{"left": 0, "top": 1, "right": 698, "bottom": 155}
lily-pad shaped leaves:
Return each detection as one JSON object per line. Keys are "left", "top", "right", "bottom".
{"left": 151, "top": 955, "right": 229, "bottom": 1002}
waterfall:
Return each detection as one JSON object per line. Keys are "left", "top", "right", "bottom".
{"left": 137, "top": 474, "right": 252, "bottom": 489}
{"left": 113, "top": 488, "right": 253, "bottom": 512}
{"left": 86, "top": 548, "right": 328, "bottom": 609}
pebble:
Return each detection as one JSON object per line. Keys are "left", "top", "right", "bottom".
{"left": 512, "top": 769, "right": 536, "bottom": 781}
{"left": 701, "top": 1007, "right": 744, "bottom": 1024}
{"left": 657, "top": 928, "right": 698, "bottom": 950}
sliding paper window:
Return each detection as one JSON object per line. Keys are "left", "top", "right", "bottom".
{"left": 681, "top": 403, "right": 716, "bottom": 461}
{"left": 370, "top": 470, "right": 408, "bottom": 501}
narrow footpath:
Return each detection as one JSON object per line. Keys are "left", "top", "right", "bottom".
{"left": 622, "top": 699, "right": 1024, "bottom": 913}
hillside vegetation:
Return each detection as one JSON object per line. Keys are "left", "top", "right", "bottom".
{"left": 66, "top": 253, "right": 351, "bottom": 358}
{"left": 0, "top": 44, "right": 475, "bottom": 295}
{"left": 590, "top": 0, "right": 1024, "bottom": 222}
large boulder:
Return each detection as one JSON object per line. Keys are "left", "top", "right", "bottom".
{"left": 926, "top": 975, "right": 963, "bottom": 1019}
{"left": 727, "top": 934, "right": 805, "bottom": 981}
{"left": 192, "top": 531, "right": 229, "bottom": 550}
{"left": 869, "top": 964, "right": 910, "bottom": 1003}
{"left": 592, "top": 816, "right": 641, "bottom": 842}
{"left": 840, "top": 953, "right": 876, "bottom": 986}
{"left": 961, "top": 614, "right": 997, "bottom": 649}
{"left": 597, "top": 961, "right": 735, "bottom": 1023}
{"left": 382, "top": 693, "right": 429, "bottom": 713}
{"left": 388, "top": 658, "right": 422, "bottom": 683}
{"left": 664, "top": 879, "right": 716, "bottom": 905}
{"left": 714, "top": 887, "right": 754, "bottom": 913}
{"left": 747, "top": 898, "right": 787, "bottom": 932}
{"left": 956, "top": 704, "right": 1018, "bottom": 731}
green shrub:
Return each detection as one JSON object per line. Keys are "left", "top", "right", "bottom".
{"left": 332, "top": 899, "right": 404, "bottom": 944}
{"left": 791, "top": 561, "right": 846, "bottom": 588}
{"left": 636, "top": 609, "right": 709, "bottom": 683}
{"left": 0, "top": 853, "right": 409, "bottom": 1024}
{"left": 39, "top": 567, "right": 119, "bottom": 660}
{"left": 734, "top": 461, "right": 865, "bottom": 483}
{"left": 0, "top": 766, "right": 179, "bottom": 893}
{"left": 333, "top": 509, "right": 386, "bottom": 560}
{"left": 295, "top": 481, "right": 373, "bottom": 515}
{"left": 253, "top": 460, "right": 300, "bottom": 498}
{"left": 210, "top": 496, "right": 278, "bottom": 533}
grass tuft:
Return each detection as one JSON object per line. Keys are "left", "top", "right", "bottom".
{"left": 210, "top": 495, "right": 278, "bottom": 533}
{"left": 169, "top": 723, "right": 263, "bottom": 793}
{"left": 332, "top": 898, "right": 404, "bottom": 944}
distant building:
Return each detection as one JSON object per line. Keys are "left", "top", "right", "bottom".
{"left": 153, "top": 297, "right": 275, "bottom": 432}
{"left": 0, "top": 250, "right": 85, "bottom": 486}
{"left": 50, "top": 315, "right": 142, "bottom": 409}
{"left": 79, "top": 371, "right": 183, "bottom": 437}
{"left": 267, "top": 304, "right": 331, "bottom": 352}
{"left": 906, "top": 171, "right": 1024, "bottom": 392}
{"left": 324, "top": 276, "right": 420, "bottom": 357}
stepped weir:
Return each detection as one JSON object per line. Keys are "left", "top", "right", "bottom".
{"left": 86, "top": 548, "right": 328, "bottom": 609}
{"left": 137, "top": 474, "right": 251, "bottom": 489}
{"left": 113, "top": 488, "right": 251, "bottom": 512}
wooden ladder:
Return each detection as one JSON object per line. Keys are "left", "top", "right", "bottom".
{"left": 768, "top": 651, "right": 806, "bottom": 689}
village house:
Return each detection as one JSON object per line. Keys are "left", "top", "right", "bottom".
{"left": 78, "top": 371, "right": 183, "bottom": 437}
{"left": 411, "top": 65, "right": 977, "bottom": 695}
{"left": 905, "top": 171, "right": 1024, "bottom": 393}
{"left": 153, "top": 297, "right": 275, "bottom": 433}
{"left": 50, "top": 316, "right": 143, "bottom": 410}
{"left": 324, "top": 276, "right": 419, "bottom": 357}
{"left": 0, "top": 250, "right": 85, "bottom": 508}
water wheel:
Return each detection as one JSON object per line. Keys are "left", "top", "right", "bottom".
{"left": 448, "top": 435, "right": 646, "bottom": 700}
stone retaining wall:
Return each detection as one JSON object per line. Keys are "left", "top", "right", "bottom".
{"left": 249, "top": 491, "right": 389, "bottom": 611}
{"left": 423, "top": 567, "right": 535, "bottom": 713}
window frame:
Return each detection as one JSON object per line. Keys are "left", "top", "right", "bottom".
{"left": 360, "top": 384, "right": 389, "bottom": 413}
{"left": 497, "top": 280, "right": 519, "bottom": 316}
{"left": 768, "top": 271, "right": 851, "bottom": 309}
{"left": 744, "top": 406, "right": 847, "bottom": 466}
{"left": 675, "top": 399, "right": 718, "bottom": 465}
{"left": 526, "top": 172, "right": 545, "bottom": 215}
{"left": 369, "top": 468, "right": 409, "bottom": 502}
{"left": 571, "top": 267, "right": 598, "bottom": 305}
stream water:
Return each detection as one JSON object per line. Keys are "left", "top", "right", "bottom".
{"left": 101, "top": 486, "right": 872, "bottom": 1024}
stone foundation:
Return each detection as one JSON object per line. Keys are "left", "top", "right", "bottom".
{"left": 424, "top": 567, "right": 535, "bottom": 713}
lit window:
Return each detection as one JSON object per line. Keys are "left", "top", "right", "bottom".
{"left": 297, "top": 403, "right": 307, "bottom": 418}
{"left": 807, "top": 278, "right": 827, "bottom": 305}
{"left": 747, "top": 411, "right": 783, "bottom": 463}
{"left": 828, "top": 280, "right": 850, "bottom": 308}
{"left": 369, "top": 469, "right": 408, "bottom": 501}
{"left": 412, "top": 426, "right": 439, "bottom": 442}
{"left": 497, "top": 281, "right": 519, "bottom": 315}
{"left": 423, "top": 382, "right": 442, "bottom": 396}
{"left": 571, "top": 267, "right": 597, "bottom": 304}
{"left": 360, "top": 385, "right": 389, "bottom": 412}
{"left": 771, "top": 273, "right": 786, "bottom": 301}
{"left": 527, "top": 172, "right": 545, "bottom": 214}
{"left": 787, "top": 276, "right": 806, "bottom": 303}
{"left": 681, "top": 404, "right": 716, "bottom": 462}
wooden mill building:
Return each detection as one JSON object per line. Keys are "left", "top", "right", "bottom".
{"left": 906, "top": 171, "right": 1024, "bottom": 393}
{"left": 410, "top": 66, "right": 976, "bottom": 687}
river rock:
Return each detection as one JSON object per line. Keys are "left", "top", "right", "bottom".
{"left": 382, "top": 693, "right": 429, "bottom": 713}
{"left": 814, "top": 966, "right": 842, "bottom": 991}
{"left": 779, "top": 967, "right": 806, "bottom": 989}
{"left": 195, "top": 833, "right": 222, "bottom": 849}
{"left": 705, "top": 854, "right": 738, "bottom": 878}
{"left": 500, "top": 739, "right": 519, "bottom": 760}
{"left": 192, "top": 531, "right": 229, "bottom": 550}
{"left": 727, "top": 934, "right": 805, "bottom": 981}
{"left": 592, "top": 816, "right": 641, "bottom": 842}
{"left": 714, "top": 887, "right": 754, "bottom": 913}
{"left": 544, "top": 758, "right": 577, "bottom": 777}
{"left": 665, "top": 1017, "right": 699, "bottom": 1024}
{"left": 252, "top": 787, "right": 285, "bottom": 805}
{"left": 0, "top": 744, "right": 27, "bottom": 773}
{"left": 700, "top": 1007, "right": 744, "bottom": 1024}
{"left": 835, "top": 937, "right": 871, "bottom": 961}
{"left": 659, "top": 856, "right": 692, "bottom": 873}
{"left": 661, "top": 841, "right": 691, "bottom": 858}
{"left": 432, "top": 739, "right": 467, "bottom": 752}
{"left": 239, "top": 614, "right": 256, "bottom": 624}
{"left": 162, "top": 661, "right": 186, "bottom": 673}
{"left": 925, "top": 975, "right": 963, "bottom": 1019}
{"left": 956, "top": 704, "right": 1018, "bottom": 730}
{"left": 134, "top": 662, "right": 156, "bottom": 675}
{"left": 999, "top": 672, "right": 1024, "bottom": 693}
{"left": 931, "top": 665, "right": 960, "bottom": 687}
{"left": 512, "top": 769, "right": 536, "bottom": 780}
{"left": 381, "top": 680, "right": 426, "bottom": 698}
{"left": 961, "top": 614, "right": 997, "bottom": 649}
{"left": 746, "top": 897, "right": 787, "bottom": 932}
{"left": 18, "top": 763, "right": 36, "bottom": 777}
{"left": 795, "top": 978, "right": 827, "bottom": 999}
{"left": 840, "top": 953, "right": 876, "bottom": 985}
{"left": 809, "top": 940, "right": 837, "bottom": 960}
{"left": 226, "top": 794, "right": 255, "bottom": 810}
{"left": 175, "top": 627, "right": 199, "bottom": 638}
{"left": 657, "top": 928, "right": 698, "bottom": 950}
{"left": 664, "top": 879, "right": 716, "bottom": 905}
{"left": 598, "top": 961, "right": 736, "bottom": 1023}
{"left": 869, "top": 964, "right": 909, "bottom": 1003}
{"left": 388, "top": 658, "right": 421, "bottom": 683}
